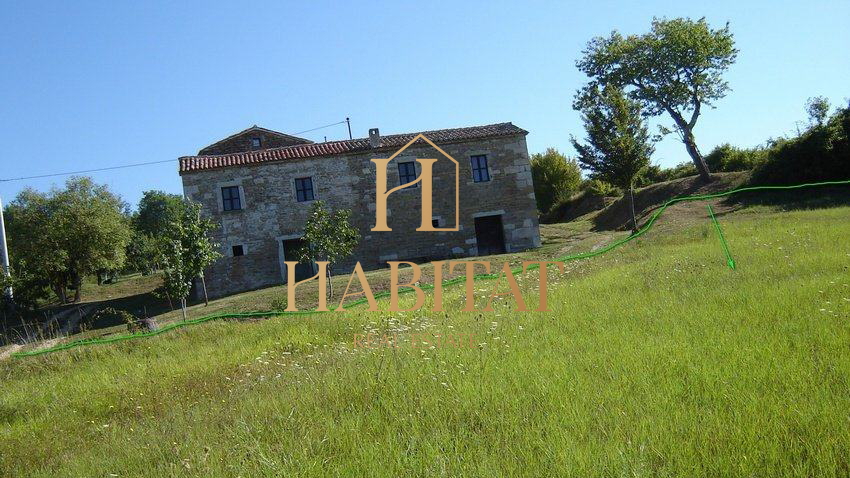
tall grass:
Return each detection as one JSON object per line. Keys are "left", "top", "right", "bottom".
{"left": 1, "top": 205, "right": 849, "bottom": 476}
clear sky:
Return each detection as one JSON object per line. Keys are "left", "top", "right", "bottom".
{"left": 1, "top": 0, "right": 848, "bottom": 208}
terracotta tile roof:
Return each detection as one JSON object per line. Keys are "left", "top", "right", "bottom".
{"left": 179, "top": 122, "right": 527, "bottom": 174}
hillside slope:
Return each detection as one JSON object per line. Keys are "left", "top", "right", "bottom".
{"left": 592, "top": 172, "right": 749, "bottom": 230}
{"left": 542, "top": 173, "right": 749, "bottom": 228}
{"left": 2, "top": 201, "right": 849, "bottom": 476}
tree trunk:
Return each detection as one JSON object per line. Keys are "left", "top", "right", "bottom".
{"left": 200, "top": 275, "right": 209, "bottom": 306}
{"left": 326, "top": 264, "right": 333, "bottom": 302}
{"left": 628, "top": 186, "right": 638, "bottom": 234}
{"left": 180, "top": 297, "right": 187, "bottom": 321}
{"left": 665, "top": 107, "right": 712, "bottom": 183}
{"left": 73, "top": 274, "right": 82, "bottom": 303}
{"left": 683, "top": 130, "right": 711, "bottom": 183}
{"left": 53, "top": 284, "right": 67, "bottom": 304}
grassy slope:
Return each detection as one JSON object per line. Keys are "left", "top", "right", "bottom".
{"left": 1, "top": 202, "right": 849, "bottom": 476}
{"left": 8, "top": 220, "right": 622, "bottom": 349}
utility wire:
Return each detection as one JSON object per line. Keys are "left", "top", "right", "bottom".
{"left": 0, "top": 119, "right": 349, "bottom": 183}
{"left": 292, "top": 120, "right": 347, "bottom": 136}
{"left": 0, "top": 159, "right": 178, "bottom": 183}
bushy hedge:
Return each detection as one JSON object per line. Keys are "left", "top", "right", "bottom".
{"left": 580, "top": 178, "right": 621, "bottom": 197}
{"left": 88, "top": 307, "right": 144, "bottom": 333}
{"left": 636, "top": 162, "right": 697, "bottom": 186}
{"left": 632, "top": 106, "right": 849, "bottom": 188}
{"left": 750, "top": 107, "right": 850, "bottom": 185}
{"left": 530, "top": 148, "right": 582, "bottom": 214}
{"left": 705, "top": 144, "right": 767, "bottom": 172}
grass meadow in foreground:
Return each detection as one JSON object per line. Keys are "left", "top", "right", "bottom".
{"left": 1, "top": 204, "right": 849, "bottom": 476}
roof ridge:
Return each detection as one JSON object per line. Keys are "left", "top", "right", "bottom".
{"left": 189, "top": 122, "right": 518, "bottom": 159}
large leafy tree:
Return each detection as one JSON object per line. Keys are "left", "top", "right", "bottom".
{"left": 4, "top": 190, "right": 66, "bottom": 304}
{"left": 5, "top": 177, "right": 131, "bottom": 303}
{"left": 530, "top": 148, "right": 582, "bottom": 214}
{"left": 571, "top": 86, "right": 655, "bottom": 232}
{"left": 159, "top": 201, "right": 220, "bottom": 318}
{"left": 298, "top": 200, "right": 360, "bottom": 302}
{"left": 125, "top": 232, "right": 160, "bottom": 275}
{"left": 126, "top": 190, "right": 185, "bottom": 274}
{"left": 134, "top": 190, "right": 184, "bottom": 236}
{"left": 576, "top": 17, "right": 738, "bottom": 182}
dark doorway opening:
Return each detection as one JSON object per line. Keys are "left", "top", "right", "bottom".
{"left": 474, "top": 215, "right": 506, "bottom": 256}
{"left": 281, "top": 238, "right": 315, "bottom": 282}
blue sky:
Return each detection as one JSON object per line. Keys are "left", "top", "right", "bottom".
{"left": 1, "top": 0, "right": 848, "bottom": 208}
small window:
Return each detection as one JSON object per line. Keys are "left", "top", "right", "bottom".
{"left": 221, "top": 186, "right": 242, "bottom": 211}
{"left": 432, "top": 218, "right": 440, "bottom": 228}
{"left": 398, "top": 161, "right": 419, "bottom": 188}
{"left": 232, "top": 245, "right": 244, "bottom": 257}
{"left": 295, "top": 177, "right": 315, "bottom": 202}
{"left": 251, "top": 137, "right": 261, "bottom": 149}
{"left": 471, "top": 155, "right": 490, "bottom": 182}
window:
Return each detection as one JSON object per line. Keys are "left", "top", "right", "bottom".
{"left": 232, "top": 245, "right": 244, "bottom": 257}
{"left": 432, "top": 218, "right": 440, "bottom": 228}
{"left": 251, "top": 137, "right": 261, "bottom": 149}
{"left": 295, "top": 177, "right": 315, "bottom": 202}
{"left": 221, "top": 186, "right": 242, "bottom": 211}
{"left": 471, "top": 155, "right": 490, "bottom": 182}
{"left": 398, "top": 161, "right": 418, "bottom": 188}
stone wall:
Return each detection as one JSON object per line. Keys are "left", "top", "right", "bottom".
{"left": 181, "top": 134, "right": 540, "bottom": 298}
{"left": 199, "top": 130, "right": 310, "bottom": 155}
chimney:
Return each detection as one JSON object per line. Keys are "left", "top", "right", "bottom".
{"left": 369, "top": 128, "right": 380, "bottom": 148}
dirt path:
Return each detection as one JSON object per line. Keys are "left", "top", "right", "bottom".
{"left": 0, "top": 344, "right": 22, "bottom": 361}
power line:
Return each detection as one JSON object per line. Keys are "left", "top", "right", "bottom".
{"left": 0, "top": 119, "right": 350, "bottom": 183}
{"left": 0, "top": 159, "right": 178, "bottom": 183}
{"left": 293, "top": 120, "right": 347, "bottom": 136}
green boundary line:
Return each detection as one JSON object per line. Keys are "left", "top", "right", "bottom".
{"left": 12, "top": 178, "right": 849, "bottom": 358}
{"left": 707, "top": 204, "right": 736, "bottom": 269}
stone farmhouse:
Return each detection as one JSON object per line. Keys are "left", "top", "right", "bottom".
{"left": 179, "top": 123, "right": 541, "bottom": 298}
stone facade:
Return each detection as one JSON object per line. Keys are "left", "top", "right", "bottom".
{"left": 180, "top": 125, "right": 541, "bottom": 299}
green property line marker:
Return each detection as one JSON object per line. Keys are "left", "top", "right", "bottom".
{"left": 12, "top": 178, "right": 850, "bottom": 358}
{"left": 707, "top": 204, "right": 736, "bottom": 270}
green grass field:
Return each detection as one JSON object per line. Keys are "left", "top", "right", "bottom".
{"left": 1, "top": 201, "right": 849, "bottom": 476}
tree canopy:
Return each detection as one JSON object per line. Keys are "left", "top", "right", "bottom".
{"left": 530, "top": 148, "right": 582, "bottom": 214}
{"left": 576, "top": 17, "right": 737, "bottom": 181}
{"left": 805, "top": 96, "right": 830, "bottom": 127}
{"left": 4, "top": 177, "right": 131, "bottom": 303}
{"left": 298, "top": 201, "right": 360, "bottom": 301}
{"left": 134, "top": 190, "right": 185, "bottom": 237}
{"left": 126, "top": 190, "right": 186, "bottom": 275}
{"left": 571, "top": 86, "right": 654, "bottom": 231}
{"left": 158, "top": 200, "right": 220, "bottom": 317}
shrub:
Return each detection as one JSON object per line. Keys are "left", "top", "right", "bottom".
{"left": 634, "top": 162, "right": 697, "bottom": 186}
{"left": 541, "top": 190, "right": 613, "bottom": 224}
{"left": 581, "top": 179, "right": 621, "bottom": 197}
{"left": 704, "top": 143, "right": 766, "bottom": 172}
{"left": 90, "top": 307, "right": 145, "bottom": 333}
{"left": 665, "top": 162, "right": 698, "bottom": 180}
{"left": 635, "top": 164, "right": 667, "bottom": 186}
{"left": 751, "top": 107, "right": 850, "bottom": 185}
{"left": 271, "top": 296, "right": 288, "bottom": 311}
{"left": 530, "top": 148, "right": 582, "bottom": 214}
